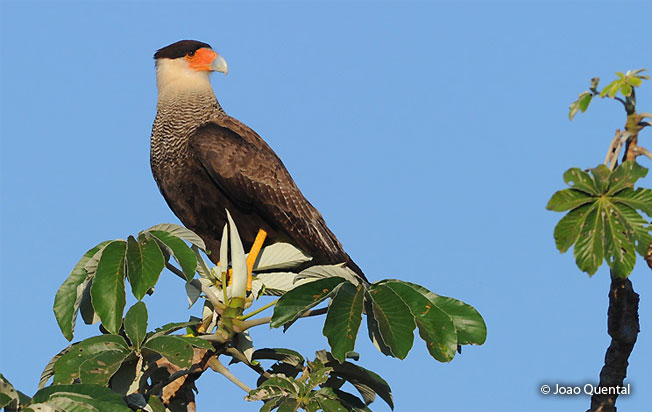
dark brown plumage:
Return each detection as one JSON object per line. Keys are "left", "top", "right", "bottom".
{"left": 150, "top": 40, "right": 366, "bottom": 280}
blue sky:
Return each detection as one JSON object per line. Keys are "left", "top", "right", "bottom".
{"left": 1, "top": 1, "right": 651, "bottom": 411}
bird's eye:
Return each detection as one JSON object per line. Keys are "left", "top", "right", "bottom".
{"left": 187, "top": 51, "right": 196, "bottom": 57}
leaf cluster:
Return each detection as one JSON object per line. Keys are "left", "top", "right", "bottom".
{"left": 247, "top": 350, "right": 391, "bottom": 412}
{"left": 272, "top": 276, "right": 486, "bottom": 363}
{"left": 39, "top": 213, "right": 486, "bottom": 411}
{"left": 547, "top": 161, "right": 652, "bottom": 277}
{"left": 568, "top": 69, "right": 649, "bottom": 120}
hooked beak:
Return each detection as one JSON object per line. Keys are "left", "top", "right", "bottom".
{"left": 211, "top": 54, "right": 228, "bottom": 75}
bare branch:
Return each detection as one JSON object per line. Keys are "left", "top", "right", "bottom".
{"left": 639, "top": 112, "right": 652, "bottom": 119}
{"left": 605, "top": 130, "right": 628, "bottom": 170}
{"left": 639, "top": 121, "right": 652, "bottom": 128}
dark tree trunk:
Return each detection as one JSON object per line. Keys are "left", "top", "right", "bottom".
{"left": 588, "top": 274, "right": 639, "bottom": 412}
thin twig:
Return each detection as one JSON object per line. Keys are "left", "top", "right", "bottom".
{"left": 238, "top": 307, "right": 328, "bottom": 331}
{"left": 633, "top": 145, "right": 652, "bottom": 161}
{"left": 208, "top": 356, "right": 252, "bottom": 393}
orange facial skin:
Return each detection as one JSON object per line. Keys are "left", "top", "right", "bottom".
{"left": 185, "top": 48, "right": 218, "bottom": 71}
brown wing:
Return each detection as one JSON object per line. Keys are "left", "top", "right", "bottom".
{"left": 188, "top": 115, "right": 351, "bottom": 267}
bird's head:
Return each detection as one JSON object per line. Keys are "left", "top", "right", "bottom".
{"left": 154, "top": 40, "right": 228, "bottom": 94}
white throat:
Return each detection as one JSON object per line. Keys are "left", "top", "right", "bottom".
{"left": 155, "top": 58, "right": 215, "bottom": 100}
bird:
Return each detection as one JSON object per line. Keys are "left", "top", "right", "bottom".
{"left": 150, "top": 40, "right": 366, "bottom": 281}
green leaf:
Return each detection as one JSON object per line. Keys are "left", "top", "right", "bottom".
{"left": 603, "top": 203, "right": 637, "bottom": 277}
{"left": 147, "top": 395, "right": 166, "bottom": 412}
{"left": 381, "top": 281, "right": 458, "bottom": 362}
{"left": 145, "top": 223, "right": 206, "bottom": 251}
{"left": 546, "top": 189, "right": 593, "bottom": 212}
{"left": 317, "top": 398, "right": 347, "bottom": 412}
{"left": 366, "top": 284, "right": 415, "bottom": 359}
{"left": 316, "top": 351, "right": 393, "bottom": 409}
{"left": 30, "top": 384, "right": 131, "bottom": 412}
{"left": 323, "top": 283, "right": 364, "bottom": 362}
{"left": 90, "top": 240, "right": 127, "bottom": 335}
{"left": 124, "top": 302, "right": 148, "bottom": 351}
{"left": 589, "top": 164, "right": 611, "bottom": 194}
{"left": 578, "top": 92, "right": 593, "bottom": 112}
{"left": 126, "top": 234, "right": 165, "bottom": 300}
{"left": 40, "top": 346, "right": 72, "bottom": 389}
{"left": 271, "top": 277, "right": 347, "bottom": 328}
{"left": 402, "top": 282, "right": 486, "bottom": 346}
{"left": 620, "top": 82, "right": 632, "bottom": 96}
{"left": 615, "top": 204, "right": 652, "bottom": 256}
{"left": 53, "top": 335, "right": 130, "bottom": 385}
{"left": 143, "top": 335, "right": 193, "bottom": 368}
{"left": 252, "top": 348, "right": 305, "bottom": 367}
{"left": 149, "top": 230, "right": 196, "bottom": 280}
{"left": 574, "top": 204, "right": 603, "bottom": 275}
{"left": 549, "top": 164, "right": 652, "bottom": 277}
{"left": 554, "top": 203, "right": 593, "bottom": 253}
{"left": 247, "top": 376, "right": 300, "bottom": 402}
{"left": 607, "top": 161, "right": 648, "bottom": 195}
{"left": 627, "top": 76, "right": 643, "bottom": 87}
{"left": 180, "top": 336, "right": 214, "bottom": 350}
{"left": 563, "top": 168, "right": 598, "bottom": 195}
{"left": 54, "top": 241, "right": 110, "bottom": 341}
{"left": 79, "top": 350, "right": 131, "bottom": 386}
{"left": 612, "top": 188, "right": 652, "bottom": 216}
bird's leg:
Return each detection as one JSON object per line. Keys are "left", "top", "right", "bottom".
{"left": 246, "top": 229, "right": 267, "bottom": 291}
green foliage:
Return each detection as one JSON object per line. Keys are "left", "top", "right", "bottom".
{"left": 43, "top": 213, "right": 485, "bottom": 411}
{"left": 547, "top": 161, "right": 652, "bottom": 277}
{"left": 124, "top": 302, "right": 148, "bottom": 351}
{"left": 248, "top": 351, "right": 391, "bottom": 412}
{"left": 568, "top": 69, "right": 649, "bottom": 120}
{"left": 26, "top": 384, "right": 132, "bottom": 412}
{"left": 272, "top": 277, "right": 486, "bottom": 363}
{"left": 54, "top": 224, "right": 206, "bottom": 341}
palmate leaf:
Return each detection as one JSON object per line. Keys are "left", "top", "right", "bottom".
{"left": 148, "top": 230, "right": 196, "bottom": 281}
{"left": 547, "top": 161, "right": 652, "bottom": 277}
{"left": 54, "top": 241, "right": 111, "bottom": 341}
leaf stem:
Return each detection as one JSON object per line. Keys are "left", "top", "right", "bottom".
{"left": 237, "top": 307, "right": 328, "bottom": 331}
{"left": 165, "top": 262, "right": 187, "bottom": 282}
{"left": 238, "top": 299, "right": 279, "bottom": 321}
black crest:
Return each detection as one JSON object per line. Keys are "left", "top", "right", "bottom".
{"left": 154, "top": 40, "right": 212, "bottom": 60}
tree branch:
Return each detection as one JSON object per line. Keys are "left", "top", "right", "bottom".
{"left": 208, "top": 356, "right": 252, "bottom": 393}
{"left": 589, "top": 273, "right": 640, "bottom": 412}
